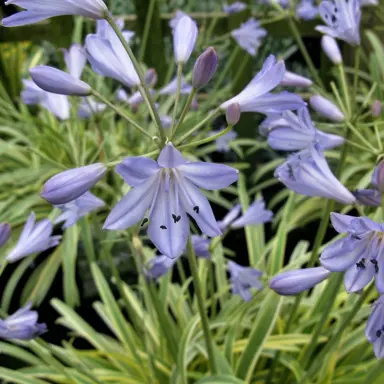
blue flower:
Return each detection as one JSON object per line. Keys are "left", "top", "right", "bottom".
{"left": 275, "top": 145, "right": 356, "bottom": 204}
{"left": 223, "top": 1, "right": 247, "bottom": 14}
{"left": 159, "top": 77, "right": 192, "bottom": 95}
{"left": 260, "top": 108, "right": 344, "bottom": 151}
{"left": 0, "top": 303, "right": 47, "bottom": 340}
{"left": 0, "top": 223, "right": 11, "bottom": 248}
{"left": 353, "top": 189, "right": 381, "bottom": 207}
{"left": 104, "top": 143, "right": 238, "bottom": 259}
{"left": 227, "top": 260, "right": 263, "bottom": 301}
{"left": 231, "top": 198, "right": 273, "bottom": 229}
{"left": 173, "top": 15, "right": 198, "bottom": 64}
{"left": 320, "top": 213, "right": 384, "bottom": 293}
{"left": 296, "top": 0, "right": 319, "bottom": 20}
{"left": 231, "top": 18, "right": 267, "bottom": 56}
{"left": 310, "top": 95, "right": 345, "bottom": 122}
{"left": 280, "top": 71, "right": 312, "bottom": 88}
{"left": 210, "top": 129, "right": 237, "bottom": 152}
{"left": 78, "top": 98, "right": 106, "bottom": 119}
{"left": 169, "top": 10, "right": 189, "bottom": 30}
{"left": 6, "top": 213, "right": 61, "bottom": 263}
{"left": 366, "top": 295, "right": 384, "bottom": 359}
{"left": 62, "top": 44, "right": 87, "bottom": 79}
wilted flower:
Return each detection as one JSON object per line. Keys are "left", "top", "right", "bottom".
{"left": 6, "top": 213, "right": 61, "bottom": 263}
{"left": 275, "top": 145, "right": 356, "bottom": 204}
{"left": 62, "top": 44, "right": 87, "bottom": 79}
{"left": 320, "top": 213, "right": 384, "bottom": 293}
{"left": 296, "top": 0, "right": 319, "bottom": 20}
{"left": 221, "top": 55, "right": 305, "bottom": 114}
{"left": 372, "top": 100, "right": 382, "bottom": 118}
{"left": 321, "top": 35, "right": 343, "bottom": 65}
{"left": 228, "top": 260, "right": 263, "bottom": 301}
{"left": 159, "top": 77, "right": 193, "bottom": 95}
{"left": 78, "top": 98, "right": 106, "bottom": 118}
{"left": 30, "top": 66, "right": 91, "bottom": 96}
{"left": 173, "top": 16, "right": 198, "bottom": 64}
{"left": 0, "top": 303, "right": 47, "bottom": 340}
{"left": 104, "top": 143, "right": 238, "bottom": 259}
{"left": 310, "top": 95, "right": 345, "bottom": 122}
{"left": 192, "top": 47, "right": 218, "bottom": 89}
{"left": 280, "top": 71, "right": 313, "bottom": 88}
{"left": 223, "top": 1, "right": 247, "bottom": 14}
{"left": 55, "top": 192, "right": 104, "bottom": 229}
{"left": 231, "top": 198, "right": 273, "bottom": 229}
{"left": 21, "top": 80, "right": 70, "bottom": 120}
{"left": 210, "top": 129, "right": 237, "bottom": 152}
{"left": 260, "top": 108, "right": 344, "bottom": 151}
{"left": 269, "top": 267, "right": 331, "bottom": 295}
{"left": 1, "top": 0, "right": 108, "bottom": 27}
{"left": 372, "top": 161, "right": 384, "bottom": 193}
{"left": 366, "top": 295, "right": 384, "bottom": 359}
{"left": 353, "top": 189, "right": 381, "bottom": 207}
{"left": 169, "top": 10, "right": 189, "bottom": 29}
{"left": 0, "top": 223, "right": 11, "bottom": 248}
{"left": 226, "top": 103, "right": 241, "bottom": 125}
{"left": 316, "top": 0, "right": 361, "bottom": 45}
{"left": 217, "top": 204, "right": 242, "bottom": 231}
{"left": 231, "top": 18, "right": 267, "bottom": 56}
{"left": 41, "top": 163, "right": 107, "bottom": 205}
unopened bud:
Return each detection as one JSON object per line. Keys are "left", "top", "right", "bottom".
{"left": 145, "top": 68, "right": 158, "bottom": 88}
{"left": 372, "top": 161, "right": 384, "bottom": 193}
{"left": 0, "top": 223, "right": 11, "bottom": 248}
{"left": 372, "top": 100, "right": 382, "bottom": 118}
{"left": 310, "top": 95, "right": 345, "bottom": 122}
{"left": 226, "top": 103, "right": 241, "bottom": 125}
{"left": 280, "top": 70, "right": 312, "bottom": 88}
{"left": 353, "top": 189, "right": 381, "bottom": 206}
{"left": 192, "top": 47, "right": 219, "bottom": 89}
{"left": 321, "top": 36, "right": 342, "bottom": 65}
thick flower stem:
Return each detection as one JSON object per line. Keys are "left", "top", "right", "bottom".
{"left": 186, "top": 236, "right": 218, "bottom": 374}
{"left": 171, "top": 88, "right": 197, "bottom": 139}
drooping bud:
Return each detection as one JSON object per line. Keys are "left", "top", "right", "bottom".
{"left": 321, "top": 36, "right": 342, "bottom": 65}
{"left": 269, "top": 267, "right": 331, "bottom": 296}
{"left": 173, "top": 16, "right": 198, "bottom": 64}
{"left": 353, "top": 189, "right": 381, "bottom": 206}
{"left": 372, "top": 100, "right": 382, "bottom": 118}
{"left": 30, "top": 66, "right": 91, "bottom": 96}
{"left": 41, "top": 163, "right": 107, "bottom": 205}
{"left": 310, "top": 95, "right": 345, "bottom": 122}
{"left": 372, "top": 160, "right": 384, "bottom": 193}
{"left": 145, "top": 68, "right": 158, "bottom": 88}
{"left": 0, "top": 223, "right": 11, "bottom": 248}
{"left": 225, "top": 103, "right": 241, "bottom": 125}
{"left": 280, "top": 70, "right": 312, "bottom": 88}
{"left": 192, "top": 47, "right": 218, "bottom": 89}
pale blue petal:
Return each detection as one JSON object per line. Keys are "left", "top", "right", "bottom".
{"left": 116, "top": 157, "right": 160, "bottom": 187}
{"left": 157, "top": 143, "right": 187, "bottom": 168}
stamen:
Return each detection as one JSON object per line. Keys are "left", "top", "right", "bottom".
{"left": 172, "top": 214, "right": 181, "bottom": 223}
{"left": 160, "top": 225, "right": 167, "bottom": 230}
{"left": 377, "top": 330, "right": 382, "bottom": 338}
{"left": 193, "top": 206, "right": 200, "bottom": 214}
{"left": 371, "top": 259, "right": 379, "bottom": 273}
{"left": 141, "top": 218, "right": 149, "bottom": 227}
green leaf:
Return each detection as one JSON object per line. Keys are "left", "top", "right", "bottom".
{"left": 197, "top": 375, "right": 245, "bottom": 384}
{"left": 0, "top": 368, "right": 48, "bottom": 384}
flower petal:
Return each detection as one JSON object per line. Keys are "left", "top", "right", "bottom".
{"left": 344, "top": 261, "right": 375, "bottom": 293}
{"left": 116, "top": 157, "right": 160, "bottom": 187}
{"left": 157, "top": 143, "right": 187, "bottom": 168}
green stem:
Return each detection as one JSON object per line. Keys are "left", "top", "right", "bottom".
{"left": 186, "top": 236, "right": 218, "bottom": 374}
{"left": 287, "top": 17, "right": 324, "bottom": 88}
{"left": 80, "top": 217, "right": 96, "bottom": 264}
{"left": 338, "top": 64, "right": 351, "bottom": 118}
{"left": 171, "top": 63, "right": 184, "bottom": 133}
{"left": 172, "top": 88, "right": 198, "bottom": 139}
{"left": 352, "top": 46, "right": 361, "bottom": 112}
{"left": 138, "top": 0, "right": 156, "bottom": 62}
{"left": 0, "top": 260, "right": 7, "bottom": 279}
{"left": 346, "top": 121, "right": 378, "bottom": 154}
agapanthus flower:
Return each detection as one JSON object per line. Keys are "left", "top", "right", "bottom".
{"left": 258, "top": 0, "right": 289, "bottom": 7}
{"left": 1, "top": 0, "right": 108, "bottom": 27}
{"left": 145, "top": 69, "right": 158, "bottom": 88}
{"left": 0, "top": 303, "right": 47, "bottom": 340}
{"left": 366, "top": 295, "right": 384, "bottom": 359}
{"left": 310, "top": 95, "right": 345, "bottom": 122}
{"left": 159, "top": 77, "right": 193, "bottom": 95}
{"left": 210, "top": 129, "right": 237, "bottom": 152}
{"left": 96, "top": 19, "right": 135, "bottom": 43}
{"left": 353, "top": 189, "right": 381, "bottom": 207}
{"left": 320, "top": 213, "right": 384, "bottom": 293}
{"left": 21, "top": 80, "right": 70, "bottom": 120}
{"left": 269, "top": 267, "right": 332, "bottom": 295}
{"left": 226, "top": 103, "right": 241, "bottom": 125}
{"left": 372, "top": 100, "right": 382, "bottom": 118}
{"left": 228, "top": 260, "right": 263, "bottom": 301}
{"left": 160, "top": 114, "right": 173, "bottom": 129}
{"left": 321, "top": 35, "right": 343, "bottom": 65}
{"left": 260, "top": 108, "right": 344, "bottom": 151}
{"left": 372, "top": 161, "right": 384, "bottom": 193}
{"left": 192, "top": 47, "right": 218, "bottom": 89}
{"left": 223, "top": 1, "right": 247, "bottom": 14}
{"left": 316, "top": 0, "right": 361, "bottom": 45}
{"left": 231, "top": 18, "right": 267, "bottom": 56}
{"left": 173, "top": 16, "right": 198, "bottom": 64}
{"left": 169, "top": 10, "right": 189, "bottom": 30}
{"left": 231, "top": 198, "right": 273, "bottom": 229}
{"left": 280, "top": 71, "right": 312, "bottom": 88}
{"left": 275, "top": 145, "right": 356, "bottom": 204}
{"left": 104, "top": 143, "right": 238, "bottom": 259}
{"left": 296, "top": 0, "right": 319, "bottom": 20}
{"left": 218, "top": 204, "right": 242, "bottom": 231}
{"left": 62, "top": 44, "right": 87, "bottom": 79}
{"left": 220, "top": 55, "right": 305, "bottom": 114}
{"left": 360, "top": 0, "right": 378, "bottom": 5}
{"left": 55, "top": 192, "right": 104, "bottom": 229}
{"left": 0, "top": 223, "right": 11, "bottom": 248}
{"left": 6, "top": 213, "right": 61, "bottom": 263}
{"left": 78, "top": 98, "right": 106, "bottom": 119}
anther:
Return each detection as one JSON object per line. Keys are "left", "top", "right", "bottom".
{"left": 193, "top": 206, "right": 200, "bottom": 214}
{"left": 160, "top": 225, "right": 167, "bottom": 230}
{"left": 141, "top": 218, "right": 149, "bottom": 227}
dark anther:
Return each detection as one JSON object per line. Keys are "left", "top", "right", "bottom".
{"left": 371, "top": 259, "right": 379, "bottom": 273}
{"left": 141, "top": 218, "right": 149, "bottom": 227}
{"left": 356, "top": 259, "right": 366, "bottom": 269}
{"left": 377, "top": 330, "right": 382, "bottom": 338}
{"left": 334, "top": 7, "right": 338, "bottom": 12}
{"left": 172, "top": 214, "right": 181, "bottom": 223}
{"left": 193, "top": 206, "right": 200, "bottom": 214}
{"left": 160, "top": 225, "right": 167, "bottom": 230}
{"left": 331, "top": 15, "right": 337, "bottom": 24}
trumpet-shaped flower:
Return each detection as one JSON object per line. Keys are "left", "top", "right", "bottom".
{"left": 78, "top": 98, "right": 106, "bottom": 118}
{"left": 296, "top": 0, "right": 319, "bottom": 20}
{"left": 310, "top": 95, "right": 345, "bottom": 122}
{"left": 0, "top": 303, "right": 47, "bottom": 340}
{"left": 316, "top": 0, "right": 361, "bottom": 45}
{"left": 96, "top": 19, "right": 135, "bottom": 44}
{"left": 55, "top": 192, "right": 104, "bottom": 229}
{"left": 231, "top": 198, "right": 273, "bottom": 229}
{"left": 159, "top": 77, "right": 192, "bottom": 95}
{"left": 221, "top": 55, "right": 305, "bottom": 114}
{"left": 104, "top": 143, "right": 238, "bottom": 259}
{"left": 21, "top": 80, "right": 70, "bottom": 120}
{"left": 6, "top": 213, "right": 61, "bottom": 263}
{"left": 353, "top": 189, "right": 381, "bottom": 207}
{"left": 0, "top": 223, "right": 11, "bottom": 248}
{"left": 231, "top": 18, "right": 267, "bottom": 56}
{"left": 260, "top": 108, "right": 344, "bottom": 151}
{"left": 173, "top": 16, "right": 198, "bottom": 64}
{"left": 366, "top": 295, "right": 384, "bottom": 359}
{"left": 320, "top": 213, "right": 384, "bottom": 293}
{"left": 275, "top": 145, "right": 356, "bottom": 204}
{"left": 2, "top": 0, "right": 108, "bottom": 27}
{"left": 62, "top": 44, "right": 87, "bottom": 79}
{"left": 228, "top": 260, "right": 263, "bottom": 301}
{"left": 223, "top": 2, "right": 247, "bottom": 14}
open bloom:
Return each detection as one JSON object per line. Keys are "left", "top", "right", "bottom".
{"left": 353, "top": 189, "right": 381, "bottom": 207}
{"left": 221, "top": 55, "right": 305, "bottom": 114}
{"left": 6, "top": 213, "right": 61, "bottom": 263}
{"left": 173, "top": 16, "right": 198, "bottom": 64}
{"left": 55, "top": 192, "right": 104, "bottom": 229}
{"left": 366, "top": 295, "right": 384, "bottom": 359}
{"left": 260, "top": 108, "right": 344, "bottom": 151}
{"left": 270, "top": 267, "right": 331, "bottom": 295}
{"left": 228, "top": 260, "right": 263, "bottom": 301}
{"left": 96, "top": 19, "right": 134, "bottom": 43}
{"left": 78, "top": 98, "right": 106, "bottom": 118}
{"left": 104, "top": 143, "right": 238, "bottom": 259}
{"left": 22, "top": 80, "right": 70, "bottom": 120}
{"left": 210, "top": 129, "right": 237, "bottom": 152}
{"left": 2, "top": 0, "right": 108, "bottom": 27}
{"left": 223, "top": 2, "right": 247, "bottom": 14}
{"left": 316, "top": 0, "right": 361, "bottom": 45}
{"left": 320, "top": 213, "right": 384, "bottom": 293}
{"left": 218, "top": 204, "right": 242, "bottom": 231}
{"left": 62, "top": 44, "right": 87, "bottom": 79}
{"left": 231, "top": 18, "right": 267, "bottom": 56}
{"left": 296, "top": 0, "right": 319, "bottom": 20}
{"left": 275, "top": 145, "right": 356, "bottom": 204}
{"left": 0, "top": 303, "right": 47, "bottom": 340}
{"left": 159, "top": 77, "right": 192, "bottom": 95}
{"left": 231, "top": 198, "right": 273, "bottom": 229}
{"left": 310, "top": 95, "right": 345, "bottom": 122}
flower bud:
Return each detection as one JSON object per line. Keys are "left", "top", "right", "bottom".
{"left": 192, "top": 47, "right": 218, "bottom": 89}
{"left": 30, "top": 66, "right": 91, "bottom": 96}
{"left": 41, "top": 163, "right": 107, "bottom": 205}
{"left": 372, "top": 160, "right": 384, "bottom": 193}
{"left": 353, "top": 189, "right": 381, "bottom": 206}
{"left": 269, "top": 267, "right": 331, "bottom": 296}
{"left": 310, "top": 95, "right": 345, "bottom": 122}
{"left": 372, "top": 100, "right": 382, "bottom": 118}
{"left": 280, "top": 70, "right": 312, "bottom": 88}
{"left": 0, "top": 223, "right": 11, "bottom": 248}
{"left": 321, "top": 36, "right": 342, "bottom": 65}
{"left": 226, "top": 103, "right": 241, "bottom": 125}
{"left": 145, "top": 68, "right": 158, "bottom": 87}
{"left": 173, "top": 16, "right": 198, "bottom": 64}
